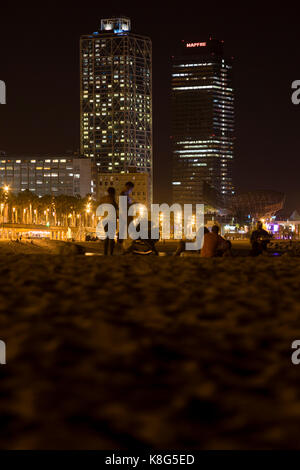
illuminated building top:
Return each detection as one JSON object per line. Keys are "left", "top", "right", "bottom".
{"left": 180, "top": 38, "right": 224, "bottom": 57}
{"left": 186, "top": 42, "right": 207, "bottom": 48}
{"left": 100, "top": 17, "right": 131, "bottom": 34}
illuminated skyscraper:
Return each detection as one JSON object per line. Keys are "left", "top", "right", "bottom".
{"left": 80, "top": 18, "right": 152, "bottom": 199}
{"left": 171, "top": 38, "right": 234, "bottom": 207}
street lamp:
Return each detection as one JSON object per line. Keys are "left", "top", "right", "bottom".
{"left": 1, "top": 186, "right": 10, "bottom": 226}
{"left": 85, "top": 202, "right": 91, "bottom": 228}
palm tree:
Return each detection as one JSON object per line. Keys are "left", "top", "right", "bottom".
{"left": 39, "top": 195, "right": 53, "bottom": 225}
{"left": 15, "top": 190, "right": 38, "bottom": 224}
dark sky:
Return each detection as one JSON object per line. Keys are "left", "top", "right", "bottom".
{"left": 0, "top": 1, "right": 300, "bottom": 209}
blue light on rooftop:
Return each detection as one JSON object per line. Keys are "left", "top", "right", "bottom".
{"left": 114, "top": 30, "right": 127, "bottom": 35}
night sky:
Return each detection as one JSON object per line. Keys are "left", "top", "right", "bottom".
{"left": 0, "top": 1, "right": 299, "bottom": 210}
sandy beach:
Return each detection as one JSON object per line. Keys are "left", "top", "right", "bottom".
{"left": 0, "top": 241, "right": 300, "bottom": 449}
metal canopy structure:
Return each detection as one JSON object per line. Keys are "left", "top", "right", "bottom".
{"left": 230, "top": 190, "right": 285, "bottom": 220}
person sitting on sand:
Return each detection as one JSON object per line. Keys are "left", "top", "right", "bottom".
{"left": 200, "top": 227, "right": 219, "bottom": 258}
{"left": 174, "top": 227, "right": 207, "bottom": 256}
{"left": 222, "top": 239, "right": 233, "bottom": 257}
{"left": 250, "top": 221, "right": 271, "bottom": 256}
{"left": 211, "top": 225, "right": 229, "bottom": 257}
{"left": 123, "top": 220, "right": 159, "bottom": 256}
{"left": 174, "top": 238, "right": 186, "bottom": 256}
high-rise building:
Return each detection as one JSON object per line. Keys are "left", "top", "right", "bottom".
{"left": 171, "top": 38, "right": 234, "bottom": 207}
{"left": 80, "top": 17, "right": 152, "bottom": 201}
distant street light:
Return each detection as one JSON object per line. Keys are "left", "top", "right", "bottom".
{"left": 1, "top": 186, "right": 10, "bottom": 225}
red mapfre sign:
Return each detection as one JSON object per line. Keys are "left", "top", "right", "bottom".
{"left": 186, "top": 42, "right": 206, "bottom": 48}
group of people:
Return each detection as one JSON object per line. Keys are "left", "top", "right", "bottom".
{"left": 173, "top": 221, "right": 273, "bottom": 258}
{"left": 100, "top": 184, "right": 231, "bottom": 258}
{"left": 100, "top": 184, "right": 271, "bottom": 258}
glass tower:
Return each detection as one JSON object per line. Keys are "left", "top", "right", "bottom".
{"left": 80, "top": 17, "right": 152, "bottom": 199}
{"left": 171, "top": 38, "right": 234, "bottom": 207}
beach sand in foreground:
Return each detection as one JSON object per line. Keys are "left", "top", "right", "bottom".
{"left": 0, "top": 250, "right": 299, "bottom": 449}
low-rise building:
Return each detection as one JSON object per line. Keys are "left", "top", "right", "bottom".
{"left": 97, "top": 172, "right": 151, "bottom": 208}
{"left": 0, "top": 154, "right": 92, "bottom": 197}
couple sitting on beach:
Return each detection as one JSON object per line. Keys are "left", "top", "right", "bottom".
{"left": 175, "top": 224, "right": 232, "bottom": 257}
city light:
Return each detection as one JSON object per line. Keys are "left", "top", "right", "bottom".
{"left": 186, "top": 42, "right": 206, "bottom": 48}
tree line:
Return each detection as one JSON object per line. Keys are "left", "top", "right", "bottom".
{"left": 0, "top": 189, "right": 98, "bottom": 227}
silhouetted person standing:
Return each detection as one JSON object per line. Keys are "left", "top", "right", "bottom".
{"left": 120, "top": 181, "right": 134, "bottom": 206}
{"left": 119, "top": 181, "right": 134, "bottom": 248}
{"left": 100, "top": 187, "right": 118, "bottom": 255}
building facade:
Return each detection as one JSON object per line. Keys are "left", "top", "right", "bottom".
{"left": 0, "top": 155, "right": 92, "bottom": 197}
{"left": 171, "top": 38, "right": 234, "bottom": 207}
{"left": 97, "top": 172, "right": 151, "bottom": 208}
{"left": 80, "top": 17, "right": 152, "bottom": 200}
